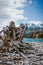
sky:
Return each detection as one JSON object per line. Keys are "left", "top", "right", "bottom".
{"left": 0, "top": 0, "right": 43, "bottom": 30}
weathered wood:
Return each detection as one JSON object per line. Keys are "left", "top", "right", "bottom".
{"left": 13, "top": 57, "right": 23, "bottom": 60}
{"left": 14, "top": 46, "right": 27, "bottom": 59}
{"left": 12, "top": 41, "right": 27, "bottom": 59}
{"left": 36, "top": 53, "right": 43, "bottom": 56}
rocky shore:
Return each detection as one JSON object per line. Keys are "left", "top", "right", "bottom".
{"left": 0, "top": 41, "right": 43, "bottom": 65}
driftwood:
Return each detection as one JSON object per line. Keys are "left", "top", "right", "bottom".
{"left": 14, "top": 46, "right": 27, "bottom": 59}
{"left": 12, "top": 41, "right": 27, "bottom": 59}
{"left": 36, "top": 53, "right": 43, "bottom": 56}
{"left": 13, "top": 57, "right": 23, "bottom": 60}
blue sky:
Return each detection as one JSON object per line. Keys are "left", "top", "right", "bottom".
{"left": 0, "top": 0, "right": 43, "bottom": 30}
{"left": 24, "top": 0, "right": 43, "bottom": 21}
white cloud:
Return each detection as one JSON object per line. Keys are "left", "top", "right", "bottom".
{"left": 0, "top": 0, "right": 28, "bottom": 30}
{"left": 28, "top": 0, "right": 32, "bottom": 4}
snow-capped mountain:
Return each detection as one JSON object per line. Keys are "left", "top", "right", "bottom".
{"left": 25, "top": 23, "right": 43, "bottom": 27}
{"left": 25, "top": 23, "right": 36, "bottom": 27}
{"left": 39, "top": 24, "right": 43, "bottom": 28}
{"left": 25, "top": 23, "right": 43, "bottom": 32}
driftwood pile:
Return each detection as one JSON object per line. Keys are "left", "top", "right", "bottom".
{"left": 0, "top": 21, "right": 25, "bottom": 52}
{"left": 0, "top": 21, "right": 43, "bottom": 65}
{"left": 0, "top": 21, "right": 33, "bottom": 65}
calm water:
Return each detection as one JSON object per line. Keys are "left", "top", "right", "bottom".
{"left": 22, "top": 38, "right": 43, "bottom": 43}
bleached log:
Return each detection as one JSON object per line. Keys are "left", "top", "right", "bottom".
{"left": 14, "top": 46, "right": 27, "bottom": 59}
{"left": 12, "top": 41, "right": 27, "bottom": 59}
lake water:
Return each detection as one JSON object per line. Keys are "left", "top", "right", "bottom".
{"left": 22, "top": 38, "right": 43, "bottom": 43}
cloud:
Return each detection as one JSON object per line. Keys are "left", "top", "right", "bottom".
{"left": 0, "top": 7, "right": 10, "bottom": 20}
{"left": 28, "top": 0, "right": 32, "bottom": 4}
{"left": 28, "top": 0, "right": 37, "bottom": 5}
{"left": 0, "top": 0, "right": 28, "bottom": 30}
{"left": 14, "top": 0, "right": 26, "bottom": 8}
